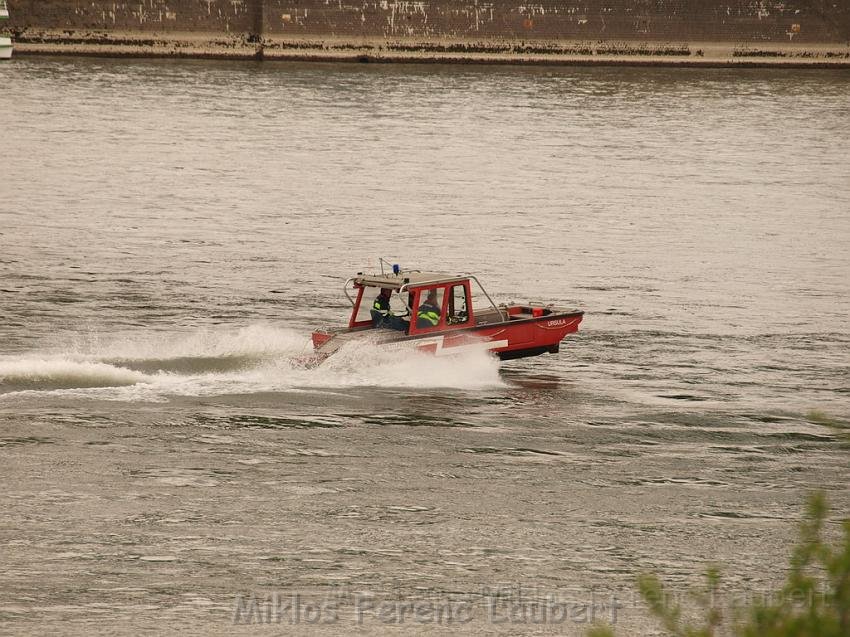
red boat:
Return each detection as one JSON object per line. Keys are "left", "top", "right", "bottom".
{"left": 310, "top": 266, "right": 583, "bottom": 363}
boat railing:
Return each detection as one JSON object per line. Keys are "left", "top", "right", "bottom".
{"left": 467, "top": 275, "right": 505, "bottom": 321}
{"left": 343, "top": 277, "right": 358, "bottom": 306}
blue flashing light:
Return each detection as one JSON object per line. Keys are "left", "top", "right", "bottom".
{"left": 392, "top": 264, "right": 400, "bottom": 275}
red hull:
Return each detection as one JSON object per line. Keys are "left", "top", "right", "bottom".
{"left": 312, "top": 309, "right": 583, "bottom": 362}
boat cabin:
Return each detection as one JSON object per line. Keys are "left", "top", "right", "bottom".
{"left": 309, "top": 266, "right": 583, "bottom": 360}
{"left": 345, "top": 271, "right": 485, "bottom": 335}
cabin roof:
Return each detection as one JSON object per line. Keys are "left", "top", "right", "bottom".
{"left": 353, "top": 271, "right": 468, "bottom": 289}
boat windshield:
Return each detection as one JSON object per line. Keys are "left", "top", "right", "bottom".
{"left": 354, "top": 287, "right": 408, "bottom": 326}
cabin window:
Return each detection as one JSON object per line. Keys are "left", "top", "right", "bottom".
{"left": 415, "top": 287, "right": 444, "bottom": 329}
{"left": 356, "top": 287, "right": 405, "bottom": 326}
{"left": 447, "top": 284, "right": 470, "bottom": 325}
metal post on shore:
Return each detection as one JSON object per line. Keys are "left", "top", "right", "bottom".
{"left": 249, "top": 0, "right": 265, "bottom": 60}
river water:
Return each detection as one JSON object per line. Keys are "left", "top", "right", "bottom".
{"left": 0, "top": 57, "right": 848, "bottom": 635}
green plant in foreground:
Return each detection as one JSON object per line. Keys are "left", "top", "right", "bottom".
{"left": 588, "top": 492, "right": 850, "bottom": 637}
{"left": 806, "top": 411, "right": 850, "bottom": 440}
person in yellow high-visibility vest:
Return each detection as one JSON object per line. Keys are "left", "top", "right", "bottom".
{"left": 416, "top": 289, "right": 442, "bottom": 329}
{"left": 371, "top": 288, "right": 408, "bottom": 331}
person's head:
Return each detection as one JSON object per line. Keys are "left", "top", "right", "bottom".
{"left": 380, "top": 288, "right": 392, "bottom": 298}
{"left": 426, "top": 289, "right": 437, "bottom": 304}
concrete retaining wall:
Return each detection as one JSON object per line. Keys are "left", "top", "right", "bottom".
{"left": 7, "top": 1, "right": 850, "bottom": 42}
{"left": 4, "top": 1, "right": 849, "bottom": 64}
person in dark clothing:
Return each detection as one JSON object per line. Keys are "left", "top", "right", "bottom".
{"left": 370, "top": 288, "right": 393, "bottom": 328}
{"left": 416, "top": 289, "right": 442, "bottom": 329}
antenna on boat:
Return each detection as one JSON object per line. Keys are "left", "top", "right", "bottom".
{"left": 379, "top": 257, "right": 398, "bottom": 276}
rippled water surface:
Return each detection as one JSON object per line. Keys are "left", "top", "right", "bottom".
{"left": 1, "top": 58, "right": 849, "bottom": 635}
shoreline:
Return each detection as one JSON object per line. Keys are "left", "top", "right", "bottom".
{"left": 7, "top": 31, "right": 850, "bottom": 68}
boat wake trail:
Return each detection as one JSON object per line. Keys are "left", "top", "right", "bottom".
{"left": 0, "top": 324, "right": 504, "bottom": 402}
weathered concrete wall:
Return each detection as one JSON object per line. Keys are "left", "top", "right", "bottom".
{"left": 6, "top": 0, "right": 258, "bottom": 32}
{"left": 4, "top": 1, "right": 850, "bottom": 64}
{"left": 6, "top": 1, "right": 850, "bottom": 43}
{"left": 261, "top": 1, "right": 850, "bottom": 43}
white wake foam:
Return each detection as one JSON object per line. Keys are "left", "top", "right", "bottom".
{"left": 315, "top": 336, "right": 503, "bottom": 389}
{"left": 0, "top": 323, "right": 504, "bottom": 401}
{"left": 0, "top": 358, "right": 152, "bottom": 389}
{"left": 66, "top": 323, "right": 310, "bottom": 362}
